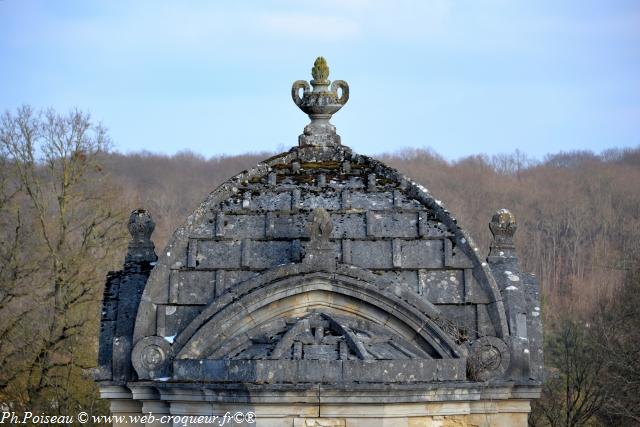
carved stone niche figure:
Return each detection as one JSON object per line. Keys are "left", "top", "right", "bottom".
{"left": 304, "top": 208, "right": 336, "bottom": 269}
{"left": 309, "top": 207, "right": 332, "bottom": 245}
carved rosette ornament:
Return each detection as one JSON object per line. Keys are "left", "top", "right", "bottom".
{"left": 468, "top": 336, "right": 510, "bottom": 381}
{"left": 292, "top": 57, "right": 349, "bottom": 147}
{"left": 126, "top": 209, "right": 157, "bottom": 263}
{"left": 131, "top": 336, "right": 171, "bottom": 379}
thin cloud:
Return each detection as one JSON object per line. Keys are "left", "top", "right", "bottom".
{"left": 260, "top": 13, "right": 360, "bottom": 40}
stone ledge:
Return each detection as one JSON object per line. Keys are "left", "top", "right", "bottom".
{"left": 118, "top": 382, "right": 540, "bottom": 405}
{"left": 101, "top": 387, "right": 537, "bottom": 425}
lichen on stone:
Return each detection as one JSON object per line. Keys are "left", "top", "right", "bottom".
{"left": 311, "top": 56, "right": 330, "bottom": 82}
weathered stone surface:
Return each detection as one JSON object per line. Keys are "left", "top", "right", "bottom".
{"left": 101, "top": 273, "right": 120, "bottom": 320}
{"left": 375, "top": 270, "right": 419, "bottom": 293}
{"left": 215, "top": 269, "right": 259, "bottom": 296}
{"left": 301, "top": 191, "right": 342, "bottom": 210}
{"left": 350, "top": 192, "right": 395, "bottom": 210}
{"left": 131, "top": 335, "right": 171, "bottom": 380}
{"left": 126, "top": 209, "right": 157, "bottom": 263}
{"left": 421, "top": 270, "right": 464, "bottom": 304}
{"left": 342, "top": 360, "right": 465, "bottom": 383}
{"left": 476, "top": 304, "right": 497, "bottom": 337}
{"left": 366, "top": 211, "right": 419, "bottom": 238}
{"left": 196, "top": 240, "right": 243, "bottom": 268}
{"left": 156, "top": 305, "right": 202, "bottom": 337}
{"left": 463, "top": 270, "right": 491, "bottom": 304}
{"left": 169, "top": 270, "right": 215, "bottom": 304}
{"left": 486, "top": 209, "right": 536, "bottom": 382}
{"left": 350, "top": 240, "right": 394, "bottom": 269}
{"left": 436, "top": 305, "right": 477, "bottom": 340}
{"left": 419, "top": 216, "right": 451, "bottom": 238}
{"left": 267, "top": 213, "right": 309, "bottom": 238}
{"left": 172, "top": 359, "right": 465, "bottom": 383}
{"left": 330, "top": 214, "right": 367, "bottom": 238}
{"left": 523, "top": 272, "right": 543, "bottom": 381}
{"left": 218, "top": 214, "right": 267, "bottom": 238}
{"left": 468, "top": 336, "right": 511, "bottom": 381}
{"left": 222, "top": 191, "right": 292, "bottom": 213}
{"left": 401, "top": 240, "right": 445, "bottom": 269}
{"left": 97, "top": 320, "right": 115, "bottom": 378}
{"left": 96, "top": 210, "right": 157, "bottom": 382}
{"left": 244, "top": 240, "right": 294, "bottom": 269}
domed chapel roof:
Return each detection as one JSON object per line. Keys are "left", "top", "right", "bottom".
{"left": 97, "top": 58, "right": 542, "bottom": 392}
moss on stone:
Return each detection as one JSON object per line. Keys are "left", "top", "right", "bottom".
{"left": 311, "top": 57, "right": 329, "bottom": 82}
{"left": 299, "top": 161, "right": 341, "bottom": 170}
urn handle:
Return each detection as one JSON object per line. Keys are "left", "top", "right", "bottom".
{"left": 331, "top": 80, "right": 349, "bottom": 105}
{"left": 291, "top": 80, "right": 310, "bottom": 107}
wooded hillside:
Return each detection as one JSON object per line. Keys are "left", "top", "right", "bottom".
{"left": 105, "top": 147, "right": 640, "bottom": 313}
{"left": 2, "top": 107, "right": 639, "bottom": 426}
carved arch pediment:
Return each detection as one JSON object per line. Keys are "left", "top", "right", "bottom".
{"left": 133, "top": 145, "right": 510, "bottom": 349}
{"left": 131, "top": 263, "right": 474, "bottom": 381}
{"left": 173, "top": 265, "right": 464, "bottom": 361}
{"left": 213, "top": 310, "right": 434, "bottom": 361}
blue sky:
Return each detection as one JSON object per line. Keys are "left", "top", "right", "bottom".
{"left": 1, "top": 1, "right": 639, "bottom": 159}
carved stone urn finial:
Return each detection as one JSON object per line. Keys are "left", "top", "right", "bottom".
{"left": 126, "top": 208, "right": 157, "bottom": 263}
{"left": 292, "top": 57, "right": 349, "bottom": 147}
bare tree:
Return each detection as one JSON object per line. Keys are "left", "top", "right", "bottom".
{"left": 2, "top": 114, "right": 639, "bottom": 421}
{"left": 595, "top": 260, "right": 640, "bottom": 425}
{"left": 0, "top": 106, "right": 127, "bottom": 416}
{"left": 531, "top": 316, "right": 608, "bottom": 427}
